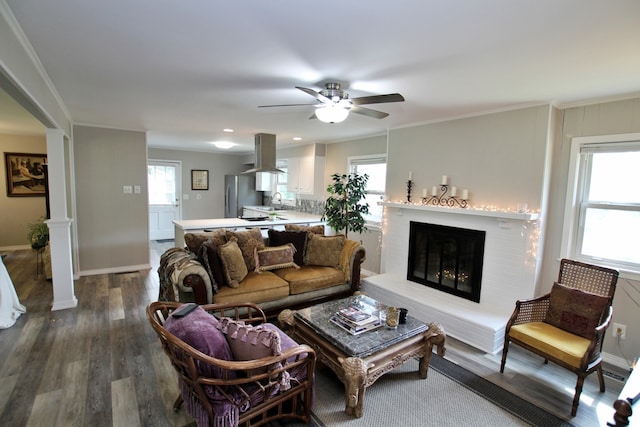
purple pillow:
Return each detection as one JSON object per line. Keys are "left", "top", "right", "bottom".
{"left": 268, "top": 229, "right": 307, "bottom": 266}
{"left": 164, "top": 306, "right": 234, "bottom": 379}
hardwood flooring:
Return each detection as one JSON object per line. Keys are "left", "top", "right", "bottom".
{"left": 0, "top": 242, "right": 628, "bottom": 426}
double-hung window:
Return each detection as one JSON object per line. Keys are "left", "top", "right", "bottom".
{"left": 562, "top": 133, "right": 640, "bottom": 276}
{"left": 349, "top": 155, "right": 387, "bottom": 225}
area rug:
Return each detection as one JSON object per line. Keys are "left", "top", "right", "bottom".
{"left": 283, "top": 356, "right": 574, "bottom": 427}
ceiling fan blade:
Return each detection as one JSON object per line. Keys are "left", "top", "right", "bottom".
{"left": 350, "top": 105, "right": 389, "bottom": 119}
{"left": 350, "top": 93, "right": 405, "bottom": 105}
{"left": 258, "top": 103, "right": 317, "bottom": 108}
{"left": 308, "top": 112, "right": 318, "bottom": 120}
{"left": 296, "top": 86, "right": 332, "bottom": 104}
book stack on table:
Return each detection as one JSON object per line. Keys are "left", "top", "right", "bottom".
{"left": 330, "top": 305, "right": 382, "bottom": 335}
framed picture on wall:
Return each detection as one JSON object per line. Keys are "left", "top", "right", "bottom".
{"left": 4, "top": 152, "right": 48, "bottom": 197}
{"left": 191, "top": 169, "right": 209, "bottom": 190}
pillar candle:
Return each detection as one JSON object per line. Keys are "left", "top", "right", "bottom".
{"left": 451, "top": 187, "right": 457, "bottom": 197}
{"left": 441, "top": 175, "right": 448, "bottom": 185}
{"left": 431, "top": 186, "right": 438, "bottom": 196}
{"left": 462, "top": 189, "right": 469, "bottom": 200}
{"left": 422, "top": 188, "right": 427, "bottom": 197}
{"left": 409, "top": 171, "right": 413, "bottom": 181}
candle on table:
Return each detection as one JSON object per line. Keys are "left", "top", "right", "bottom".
{"left": 451, "top": 187, "right": 457, "bottom": 197}
{"left": 431, "top": 186, "right": 438, "bottom": 196}
{"left": 462, "top": 189, "right": 469, "bottom": 199}
{"left": 441, "top": 175, "right": 448, "bottom": 185}
{"left": 422, "top": 188, "right": 427, "bottom": 197}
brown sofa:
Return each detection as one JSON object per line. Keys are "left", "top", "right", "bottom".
{"left": 158, "top": 226, "right": 366, "bottom": 318}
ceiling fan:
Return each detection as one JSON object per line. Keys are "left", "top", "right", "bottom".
{"left": 259, "top": 82, "right": 405, "bottom": 123}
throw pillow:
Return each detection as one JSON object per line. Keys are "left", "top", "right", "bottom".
{"left": 184, "top": 229, "right": 227, "bottom": 255}
{"left": 226, "top": 228, "right": 265, "bottom": 271}
{"left": 216, "top": 317, "right": 290, "bottom": 389}
{"left": 254, "top": 244, "right": 299, "bottom": 272}
{"left": 199, "top": 238, "right": 226, "bottom": 292}
{"left": 285, "top": 224, "right": 325, "bottom": 235}
{"left": 545, "top": 282, "right": 610, "bottom": 339}
{"left": 218, "top": 238, "right": 248, "bottom": 288}
{"left": 267, "top": 229, "right": 307, "bottom": 265}
{"left": 164, "top": 306, "right": 234, "bottom": 379}
{"left": 304, "top": 234, "right": 345, "bottom": 267}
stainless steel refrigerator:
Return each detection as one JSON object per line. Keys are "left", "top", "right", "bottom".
{"left": 224, "top": 175, "right": 263, "bottom": 218}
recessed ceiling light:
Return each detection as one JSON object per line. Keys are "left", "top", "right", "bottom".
{"left": 212, "top": 141, "right": 235, "bottom": 149}
{"left": 223, "top": 128, "right": 234, "bottom": 133}
{"left": 293, "top": 137, "right": 302, "bottom": 141}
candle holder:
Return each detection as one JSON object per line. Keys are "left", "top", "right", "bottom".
{"left": 421, "top": 184, "right": 469, "bottom": 208}
{"left": 406, "top": 180, "right": 413, "bottom": 203}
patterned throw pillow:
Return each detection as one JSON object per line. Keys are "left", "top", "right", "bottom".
{"left": 284, "top": 223, "right": 325, "bottom": 235}
{"left": 226, "top": 228, "right": 265, "bottom": 271}
{"left": 218, "top": 238, "right": 248, "bottom": 288}
{"left": 267, "top": 229, "right": 307, "bottom": 265}
{"left": 304, "top": 234, "right": 346, "bottom": 267}
{"left": 254, "top": 244, "right": 299, "bottom": 272}
{"left": 199, "top": 238, "right": 226, "bottom": 292}
{"left": 184, "top": 229, "right": 227, "bottom": 254}
{"left": 544, "top": 282, "right": 610, "bottom": 339}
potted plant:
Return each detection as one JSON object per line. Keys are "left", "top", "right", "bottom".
{"left": 322, "top": 173, "right": 370, "bottom": 238}
{"left": 27, "top": 216, "right": 49, "bottom": 249}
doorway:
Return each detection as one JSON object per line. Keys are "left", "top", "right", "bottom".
{"left": 148, "top": 160, "right": 181, "bottom": 240}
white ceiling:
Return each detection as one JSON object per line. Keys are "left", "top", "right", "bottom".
{"left": 4, "top": 0, "right": 640, "bottom": 154}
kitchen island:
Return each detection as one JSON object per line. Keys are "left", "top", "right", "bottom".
{"left": 173, "top": 211, "right": 324, "bottom": 248}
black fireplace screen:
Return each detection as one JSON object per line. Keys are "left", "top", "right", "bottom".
{"left": 407, "top": 221, "right": 485, "bottom": 303}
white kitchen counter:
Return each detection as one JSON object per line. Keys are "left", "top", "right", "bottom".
{"left": 173, "top": 211, "right": 324, "bottom": 248}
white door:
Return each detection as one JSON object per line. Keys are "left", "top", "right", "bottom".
{"left": 148, "top": 160, "right": 181, "bottom": 240}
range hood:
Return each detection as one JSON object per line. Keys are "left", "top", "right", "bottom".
{"left": 242, "top": 133, "right": 285, "bottom": 174}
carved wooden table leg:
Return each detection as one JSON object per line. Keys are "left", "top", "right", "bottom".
{"left": 338, "top": 357, "right": 373, "bottom": 418}
{"left": 419, "top": 322, "right": 446, "bottom": 378}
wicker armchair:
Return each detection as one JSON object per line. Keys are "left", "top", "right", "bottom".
{"left": 147, "top": 301, "right": 316, "bottom": 427}
{"left": 500, "top": 259, "right": 618, "bottom": 416}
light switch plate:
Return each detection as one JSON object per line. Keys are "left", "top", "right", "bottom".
{"left": 123, "top": 185, "right": 133, "bottom": 194}
{"left": 134, "top": 185, "right": 141, "bottom": 194}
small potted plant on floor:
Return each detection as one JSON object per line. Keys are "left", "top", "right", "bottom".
{"left": 322, "top": 173, "right": 369, "bottom": 238}
{"left": 27, "top": 216, "right": 49, "bottom": 249}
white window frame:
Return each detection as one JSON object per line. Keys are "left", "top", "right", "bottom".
{"left": 561, "top": 132, "right": 640, "bottom": 280}
{"left": 348, "top": 154, "right": 387, "bottom": 227}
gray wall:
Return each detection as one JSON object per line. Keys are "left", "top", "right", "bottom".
{"left": 148, "top": 148, "right": 247, "bottom": 220}
{"left": 73, "top": 125, "right": 148, "bottom": 273}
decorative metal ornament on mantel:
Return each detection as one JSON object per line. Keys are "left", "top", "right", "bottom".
{"left": 406, "top": 179, "right": 413, "bottom": 203}
{"left": 422, "top": 183, "right": 469, "bottom": 208}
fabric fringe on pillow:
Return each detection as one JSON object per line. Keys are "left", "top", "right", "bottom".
{"left": 253, "top": 244, "right": 300, "bottom": 273}
{"left": 179, "top": 379, "right": 239, "bottom": 427}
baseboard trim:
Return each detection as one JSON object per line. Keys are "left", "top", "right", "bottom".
{"left": 77, "top": 264, "right": 151, "bottom": 277}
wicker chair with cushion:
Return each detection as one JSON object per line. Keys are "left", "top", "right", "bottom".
{"left": 500, "top": 259, "right": 618, "bottom": 416}
{"left": 147, "top": 301, "right": 316, "bottom": 427}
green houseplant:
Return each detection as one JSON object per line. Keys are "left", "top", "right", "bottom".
{"left": 322, "top": 173, "right": 370, "bottom": 238}
{"left": 27, "top": 216, "right": 49, "bottom": 249}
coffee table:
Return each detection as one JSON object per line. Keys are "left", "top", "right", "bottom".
{"left": 278, "top": 294, "right": 446, "bottom": 418}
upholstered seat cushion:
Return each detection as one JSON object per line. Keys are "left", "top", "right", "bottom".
{"left": 509, "top": 322, "right": 591, "bottom": 368}
{"left": 274, "top": 265, "right": 346, "bottom": 295}
{"left": 213, "top": 271, "right": 289, "bottom": 304}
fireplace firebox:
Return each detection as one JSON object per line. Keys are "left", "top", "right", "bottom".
{"left": 407, "top": 221, "right": 485, "bottom": 303}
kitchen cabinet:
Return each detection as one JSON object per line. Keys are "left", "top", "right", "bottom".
{"left": 286, "top": 155, "right": 324, "bottom": 195}
{"left": 255, "top": 172, "right": 274, "bottom": 192}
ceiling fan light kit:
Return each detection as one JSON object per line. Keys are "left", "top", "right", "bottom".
{"left": 316, "top": 104, "right": 350, "bottom": 123}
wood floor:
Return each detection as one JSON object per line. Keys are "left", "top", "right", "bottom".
{"left": 0, "top": 242, "right": 627, "bottom": 426}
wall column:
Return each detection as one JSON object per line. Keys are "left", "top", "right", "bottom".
{"left": 45, "top": 128, "right": 77, "bottom": 310}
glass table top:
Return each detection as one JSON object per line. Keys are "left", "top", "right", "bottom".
{"left": 294, "top": 294, "right": 428, "bottom": 358}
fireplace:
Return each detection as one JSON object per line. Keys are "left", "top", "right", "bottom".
{"left": 407, "top": 221, "right": 485, "bottom": 303}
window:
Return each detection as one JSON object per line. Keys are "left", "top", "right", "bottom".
{"left": 148, "top": 163, "right": 177, "bottom": 205}
{"left": 562, "top": 134, "right": 640, "bottom": 276}
{"left": 349, "top": 155, "right": 387, "bottom": 224}
{"left": 275, "top": 160, "right": 296, "bottom": 206}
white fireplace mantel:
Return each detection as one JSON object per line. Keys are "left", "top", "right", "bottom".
{"left": 381, "top": 201, "right": 539, "bottom": 221}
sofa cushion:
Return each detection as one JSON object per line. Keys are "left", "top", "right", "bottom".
{"left": 545, "top": 282, "right": 609, "bottom": 339}
{"left": 284, "top": 224, "right": 324, "bottom": 235}
{"left": 304, "top": 234, "right": 346, "bottom": 267}
{"left": 213, "top": 271, "right": 289, "bottom": 305}
{"left": 226, "top": 228, "right": 265, "bottom": 271}
{"left": 164, "top": 306, "right": 234, "bottom": 379}
{"left": 184, "top": 229, "right": 227, "bottom": 254}
{"left": 267, "top": 229, "right": 307, "bottom": 265}
{"left": 199, "top": 239, "right": 226, "bottom": 293}
{"left": 218, "top": 238, "right": 248, "bottom": 288}
{"left": 255, "top": 244, "right": 299, "bottom": 272}
{"left": 274, "top": 265, "right": 346, "bottom": 295}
